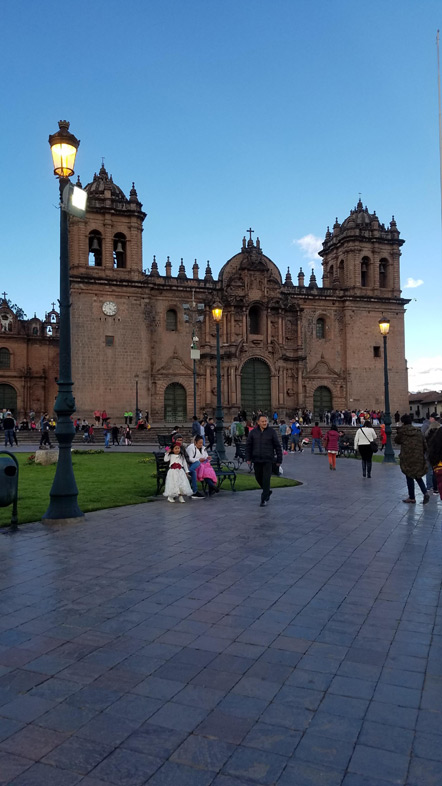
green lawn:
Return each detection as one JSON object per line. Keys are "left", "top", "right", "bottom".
{"left": 0, "top": 452, "right": 300, "bottom": 527}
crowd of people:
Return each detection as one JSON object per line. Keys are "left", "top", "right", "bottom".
{"left": 165, "top": 408, "right": 442, "bottom": 509}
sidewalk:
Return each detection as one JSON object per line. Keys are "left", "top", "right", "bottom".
{"left": 0, "top": 452, "right": 441, "bottom": 784}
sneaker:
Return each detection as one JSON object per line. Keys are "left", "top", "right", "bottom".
{"left": 178, "top": 496, "right": 185, "bottom": 503}
{"left": 167, "top": 497, "right": 176, "bottom": 503}
{"left": 433, "top": 490, "right": 439, "bottom": 495}
{"left": 191, "top": 491, "right": 205, "bottom": 499}
{"left": 402, "top": 498, "right": 416, "bottom": 504}
{"left": 423, "top": 493, "right": 430, "bottom": 505}
{"left": 260, "top": 501, "right": 267, "bottom": 507}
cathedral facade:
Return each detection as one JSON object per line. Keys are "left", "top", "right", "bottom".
{"left": 0, "top": 165, "right": 410, "bottom": 422}
{"left": 66, "top": 166, "right": 409, "bottom": 422}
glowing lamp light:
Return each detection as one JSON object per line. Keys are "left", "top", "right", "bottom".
{"left": 49, "top": 120, "right": 80, "bottom": 178}
{"left": 212, "top": 305, "right": 223, "bottom": 322}
{"left": 378, "top": 317, "right": 390, "bottom": 336}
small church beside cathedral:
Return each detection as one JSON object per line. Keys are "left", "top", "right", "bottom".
{"left": 0, "top": 164, "right": 410, "bottom": 422}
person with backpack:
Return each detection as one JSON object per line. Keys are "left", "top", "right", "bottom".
{"left": 289, "top": 420, "right": 302, "bottom": 452}
{"left": 236, "top": 420, "right": 245, "bottom": 440}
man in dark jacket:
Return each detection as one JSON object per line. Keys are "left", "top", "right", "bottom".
{"left": 246, "top": 415, "right": 282, "bottom": 507}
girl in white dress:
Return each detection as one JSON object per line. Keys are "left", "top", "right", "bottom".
{"left": 164, "top": 443, "right": 193, "bottom": 502}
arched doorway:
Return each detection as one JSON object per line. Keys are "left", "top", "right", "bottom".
{"left": 164, "top": 383, "right": 187, "bottom": 422}
{"left": 0, "top": 384, "right": 17, "bottom": 414}
{"left": 241, "top": 359, "right": 271, "bottom": 415}
{"left": 313, "top": 385, "right": 332, "bottom": 415}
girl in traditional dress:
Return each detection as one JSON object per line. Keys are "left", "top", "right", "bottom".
{"left": 164, "top": 442, "right": 193, "bottom": 503}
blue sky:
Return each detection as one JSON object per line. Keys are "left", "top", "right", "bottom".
{"left": 1, "top": 0, "right": 441, "bottom": 391}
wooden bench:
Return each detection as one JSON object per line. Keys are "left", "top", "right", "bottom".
{"left": 153, "top": 451, "right": 169, "bottom": 495}
{"left": 157, "top": 434, "right": 173, "bottom": 450}
{"left": 201, "top": 455, "right": 237, "bottom": 492}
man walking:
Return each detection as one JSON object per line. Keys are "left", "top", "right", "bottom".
{"left": 3, "top": 411, "right": 15, "bottom": 447}
{"left": 246, "top": 414, "right": 282, "bottom": 507}
{"left": 39, "top": 414, "right": 52, "bottom": 449}
{"left": 311, "top": 421, "right": 324, "bottom": 453}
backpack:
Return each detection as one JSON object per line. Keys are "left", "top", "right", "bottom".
{"left": 236, "top": 422, "right": 244, "bottom": 437}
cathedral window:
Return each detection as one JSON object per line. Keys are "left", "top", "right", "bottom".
{"left": 373, "top": 346, "right": 381, "bottom": 358}
{"left": 379, "top": 259, "right": 388, "bottom": 288}
{"left": 0, "top": 348, "right": 10, "bottom": 368}
{"left": 339, "top": 259, "right": 345, "bottom": 286}
{"left": 361, "top": 257, "right": 370, "bottom": 287}
{"left": 88, "top": 231, "right": 103, "bottom": 267}
{"left": 166, "top": 309, "right": 177, "bottom": 331}
{"left": 105, "top": 335, "right": 114, "bottom": 346}
{"left": 32, "top": 327, "right": 38, "bottom": 335}
{"left": 113, "top": 233, "right": 126, "bottom": 269}
{"left": 249, "top": 305, "right": 262, "bottom": 335}
{"left": 46, "top": 326, "right": 52, "bottom": 336}
{"left": 50, "top": 313, "right": 57, "bottom": 323}
{"left": 328, "top": 265, "right": 334, "bottom": 284}
{"left": 316, "top": 318, "right": 325, "bottom": 339}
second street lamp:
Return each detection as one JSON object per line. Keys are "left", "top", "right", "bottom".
{"left": 212, "top": 304, "right": 226, "bottom": 461}
{"left": 379, "top": 317, "right": 396, "bottom": 464}
{"left": 43, "top": 121, "right": 84, "bottom": 522}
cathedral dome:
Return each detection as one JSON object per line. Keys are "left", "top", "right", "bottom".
{"left": 340, "top": 199, "right": 375, "bottom": 230}
{"left": 85, "top": 164, "right": 127, "bottom": 203}
{"left": 83, "top": 164, "right": 145, "bottom": 218}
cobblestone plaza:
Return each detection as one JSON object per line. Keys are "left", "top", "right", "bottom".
{"left": 0, "top": 451, "right": 441, "bottom": 785}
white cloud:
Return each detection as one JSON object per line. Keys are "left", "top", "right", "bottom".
{"left": 293, "top": 234, "right": 323, "bottom": 269}
{"left": 408, "top": 354, "right": 442, "bottom": 392}
{"left": 404, "top": 277, "right": 423, "bottom": 289}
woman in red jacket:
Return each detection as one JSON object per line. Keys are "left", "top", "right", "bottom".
{"left": 324, "top": 425, "right": 340, "bottom": 470}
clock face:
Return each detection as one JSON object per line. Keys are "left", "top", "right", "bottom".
{"left": 102, "top": 301, "right": 118, "bottom": 316}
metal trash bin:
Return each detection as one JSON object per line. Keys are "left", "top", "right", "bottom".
{"left": 0, "top": 451, "right": 19, "bottom": 529}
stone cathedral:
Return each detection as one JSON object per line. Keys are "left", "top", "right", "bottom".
{"left": 0, "top": 164, "right": 410, "bottom": 422}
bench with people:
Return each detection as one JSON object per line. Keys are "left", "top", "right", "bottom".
{"left": 154, "top": 432, "right": 236, "bottom": 500}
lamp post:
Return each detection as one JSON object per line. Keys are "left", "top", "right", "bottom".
{"left": 43, "top": 121, "right": 84, "bottom": 521}
{"left": 379, "top": 317, "right": 396, "bottom": 464}
{"left": 135, "top": 374, "right": 139, "bottom": 426}
{"left": 212, "top": 305, "right": 226, "bottom": 460}
{"left": 190, "top": 331, "right": 199, "bottom": 419}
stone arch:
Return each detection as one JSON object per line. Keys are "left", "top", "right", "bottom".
{"left": 88, "top": 230, "right": 103, "bottom": 266}
{"left": 164, "top": 382, "right": 187, "bottom": 422}
{"left": 0, "top": 383, "right": 17, "bottom": 414}
{"left": 240, "top": 357, "right": 271, "bottom": 415}
{"left": 113, "top": 233, "right": 127, "bottom": 269}
{"left": 361, "top": 256, "right": 371, "bottom": 288}
{"left": 379, "top": 257, "right": 390, "bottom": 289}
{"left": 313, "top": 385, "right": 332, "bottom": 415}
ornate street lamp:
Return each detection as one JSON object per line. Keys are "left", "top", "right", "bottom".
{"left": 43, "top": 121, "right": 84, "bottom": 522}
{"left": 379, "top": 317, "right": 396, "bottom": 464}
{"left": 211, "top": 304, "right": 226, "bottom": 460}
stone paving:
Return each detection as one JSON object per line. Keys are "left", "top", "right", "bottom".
{"left": 0, "top": 451, "right": 441, "bottom": 785}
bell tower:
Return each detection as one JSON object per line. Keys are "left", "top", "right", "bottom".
{"left": 69, "top": 165, "right": 146, "bottom": 280}
{"left": 319, "top": 200, "right": 404, "bottom": 296}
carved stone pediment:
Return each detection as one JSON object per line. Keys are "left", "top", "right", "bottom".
{"left": 155, "top": 352, "right": 193, "bottom": 375}
{"left": 305, "top": 358, "right": 340, "bottom": 378}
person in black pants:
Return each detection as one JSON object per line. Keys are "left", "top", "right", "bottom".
{"left": 246, "top": 415, "right": 282, "bottom": 507}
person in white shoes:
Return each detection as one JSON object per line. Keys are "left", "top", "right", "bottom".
{"left": 354, "top": 418, "right": 378, "bottom": 478}
{"left": 163, "top": 443, "right": 193, "bottom": 503}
